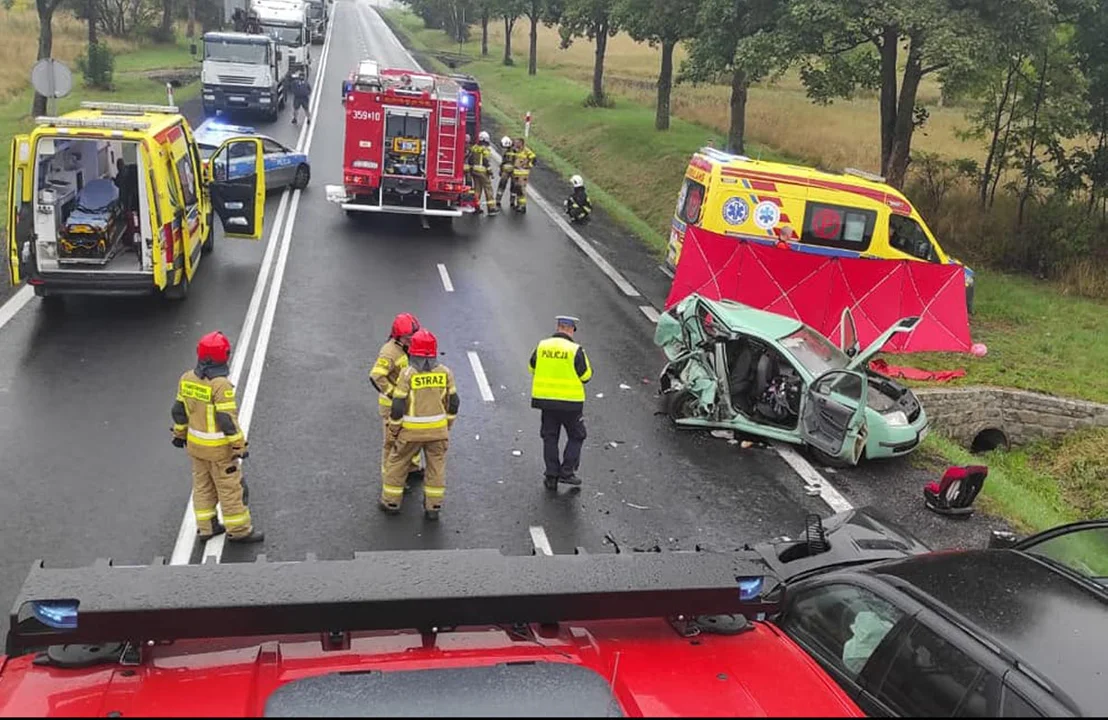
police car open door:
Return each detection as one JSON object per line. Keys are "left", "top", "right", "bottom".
{"left": 800, "top": 369, "right": 868, "bottom": 465}
{"left": 206, "top": 137, "right": 266, "bottom": 240}
{"left": 7, "top": 135, "right": 32, "bottom": 285}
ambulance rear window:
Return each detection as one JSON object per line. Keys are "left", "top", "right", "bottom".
{"left": 677, "top": 178, "right": 705, "bottom": 225}
{"left": 802, "top": 202, "right": 876, "bottom": 251}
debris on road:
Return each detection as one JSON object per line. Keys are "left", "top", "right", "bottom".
{"left": 511, "top": 450, "right": 522, "bottom": 457}
{"left": 475, "top": 434, "right": 480, "bottom": 440}
{"left": 728, "top": 439, "right": 739, "bottom": 445}
{"left": 710, "top": 429, "right": 734, "bottom": 440}
{"left": 624, "top": 502, "right": 649, "bottom": 510}
{"left": 596, "top": 392, "right": 605, "bottom": 398}
{"left": 741, "top": 440, "right": 755, "bottom": 449}
{"left": 619, "top": 383, "right": 631, "bottom": 390}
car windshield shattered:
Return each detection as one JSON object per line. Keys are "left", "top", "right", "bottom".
{"left": 778, "top": 326, "right": 849, "bottom": 377}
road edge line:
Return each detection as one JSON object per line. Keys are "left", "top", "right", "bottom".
{"left": 0, "top": 286, "right": 34, "bottom": 333}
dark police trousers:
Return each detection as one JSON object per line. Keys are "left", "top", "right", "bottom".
{"left": 540, "top": 409, "right": 587, "bottom": 478}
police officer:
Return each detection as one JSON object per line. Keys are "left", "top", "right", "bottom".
{"left": 495, "top": 136, "right": 516, "bottom": 210}
{"left": 468, "top": 131, "right": 497, "bottom": 214}
{"left": 171, "top": 331, "right": 264, "bottom": 543}
{"left": 370, "top": 313, "right": 424, "bottom": 489}
{"left": 290, "top": 71, "right": 312, "bottom": 126}
{"left": 564, "top": 174, "right": 592, "bottom": 224}
{"left": 511, "top": 138, "right": 537, "bottom": 213}
{"left": 380, "top": 329, "right": 459, "bottom": 519}
{"left": 529, "top": 316, "right": 593, "bottom": 490}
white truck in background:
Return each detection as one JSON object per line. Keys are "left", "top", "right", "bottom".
{"left": 252, "top": 0, "right": 311, "bottom": 77}
{"left": 199, "top": 31, "right": 289, "bottom": 120}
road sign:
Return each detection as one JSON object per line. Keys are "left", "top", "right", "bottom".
{"left": 31, "top": 59, "right": 73, "bottom": 117}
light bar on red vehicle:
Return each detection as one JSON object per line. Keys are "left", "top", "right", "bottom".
{"left": 6, "top": 548, "right": 781, "bottom": 656}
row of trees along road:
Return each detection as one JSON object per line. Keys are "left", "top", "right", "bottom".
{"left": 402, "top": 0, "right": 1108, "bottom": 237}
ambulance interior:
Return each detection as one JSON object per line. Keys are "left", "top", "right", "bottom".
{"left": 31, "top": 136, "right": 153, "bottom": 275}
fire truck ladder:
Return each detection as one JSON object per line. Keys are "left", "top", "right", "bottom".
{"left": 435, "top": 103, "right": 460, "bottom": 179}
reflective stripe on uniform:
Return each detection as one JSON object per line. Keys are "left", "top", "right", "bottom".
{"left": 382, "top": 483, "right": 405, "bottom": 499}
{"left": 402, "top": 413, "right": 447, "bottom": 429}
{"left": 223, "top": 510, "right": 251, "bottom": 528}
{"left": 194, "top": 507, "right": 217, "bottom": 521}
{"left": 424, "top": 486, "right": 445, "bottom": 498}
{"left": 172, "top": 423, "right": 188, "bottom": 432}
{"left": 378, "top": 394, "right": 393, "bottom": 407}
{"left": 187, "top": 427, "right": 242, "bottom": 447}
{"left": 215, "top": 401, "right": 237, "bottom": 411}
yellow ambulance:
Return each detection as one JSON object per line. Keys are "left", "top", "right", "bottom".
{"left": 7, "top": 102, "right": 266, "bottom": 300}
{"left": 667, "top": 147, "right": 975, "bottom": 311}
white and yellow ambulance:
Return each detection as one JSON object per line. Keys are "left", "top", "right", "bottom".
{"left": 7, "top": 102, "right": 266, "bottom": 300}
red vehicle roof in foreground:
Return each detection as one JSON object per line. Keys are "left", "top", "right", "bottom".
{"left": 0, "top": 619, "right": 861, "bottom": 717}
{"left": 0, "top": 546, "right": 861, "bottom": 717}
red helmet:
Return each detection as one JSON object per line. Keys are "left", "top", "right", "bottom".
{"left": 390, "top": 313, "right": 420, "bottom": 340}
{"left": 197, "top": 331, "right": 232, "bottom": 364}
{"left": 408, "top": 329, "right": 438, "bottom": 358}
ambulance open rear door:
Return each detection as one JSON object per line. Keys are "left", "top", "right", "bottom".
{"left": 7, "top": 135, "right": 32, "bottom": 285}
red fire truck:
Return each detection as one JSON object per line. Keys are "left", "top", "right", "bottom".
{"left": 326, "top": 61, "right": 474, "bottom": 223}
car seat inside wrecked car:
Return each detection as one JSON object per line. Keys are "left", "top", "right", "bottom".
{"left": 725, "top": 338, "right": 800, "bottom": 427}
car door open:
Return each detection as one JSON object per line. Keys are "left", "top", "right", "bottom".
{"left": 206, "top": 137, "right": 265, "bottom": 240}
{"left": 801, "top": 369, "right": 869, "bottom": 464}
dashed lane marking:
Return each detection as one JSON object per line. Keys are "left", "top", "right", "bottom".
{"left": 0, "top": 286, "right": 33, "bottom": 334}
{"left": 639, "top": 305, "right": 660, "bottom": 323}
{"left": 437, "top": 263, "right": 454, "bottom": 292}
{"left": 530, "top": 525, "right": 554, "bottom": 556}
{"left": 467, "top": 351, "right": 495, "bottom": 402}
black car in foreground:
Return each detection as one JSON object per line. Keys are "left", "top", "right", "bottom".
{"left": 753, "top": 511, "right": 1108, "bottom": 717}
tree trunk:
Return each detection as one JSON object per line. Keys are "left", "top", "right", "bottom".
{"left": 980, "top": 57, "right": 1019, "bottom": 207}
{"left": 655, "top": 38, "right": 675, "bottom": 130}
{"left": 591, "top": 19, "right": 608, "bottom": 103}
{"left": 884, "top": 39, "right": 924, "bottom": 189}
{"left": 728, "top": 66, "right": 749, "bottom": 154}
{"left": 481, "top": 12, "right": 488, "bottom": 56}
{"left": 1018, "top": 44, "right": 1050, "bottom": 228}
{"left": 528, "top": 14, "right": 538, "bottom": 75}
{"left": 88, "top": 0, "right": 97, "bottom": 45}
{"left": 32, "top": 0, "right": 56, "bottom": 117}
{"left": 878, "top": 26, "right": 899, "bottom": 174}
{"left": 160, "top": 0, "right": 173, "bottom": 39}
{"left": 187, "top": 0, "right": 195, "bottom": 38}
{"left": 503, "top": 17, "right": 514, "bottom": 65}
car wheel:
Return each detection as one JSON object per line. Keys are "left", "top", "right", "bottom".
{"left": 807, "top": 444, "right": 855, "bottom": 469}
{"left": 665, "top": 389, "right": 698, "bottom": 422}
{"left": 164, "top": 272, "right": 190, "bottom": 301}
{"left": 293, "top": 163, "right": 311, "bottom": 189}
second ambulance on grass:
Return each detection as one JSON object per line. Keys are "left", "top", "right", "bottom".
{"left": 668, "top": 148, "right": 976, "bottom": 312}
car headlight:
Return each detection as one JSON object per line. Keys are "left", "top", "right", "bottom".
{"left": 884, "top": 410, "right": 909, "bottom": 427}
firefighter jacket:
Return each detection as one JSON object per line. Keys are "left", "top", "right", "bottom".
{"left": 370, "top": 339, "right": 410, "bottom": 409}
{"left": 499, "top": 148, "right": 517, "bottom": 174}
{"left": 529, "top": 333, "right": 592, "bottom": 412}
{"left": 566, "top": 187, "right": 592, "bottom": 218}
{"left": 513, "top": 147, "right": 537, "bottom": 178}
{"left": 389, "top": 363, "right": 460, "bottom": 442}
{"left": 172, "top": 363, "right": 246, "bottom": 460}
{"left": 468, "top": 143, "right": 492, "bottom": 175}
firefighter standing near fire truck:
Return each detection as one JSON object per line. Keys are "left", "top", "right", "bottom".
{"left": 468, "top": 131, "right": 497, "bottom": 214}
{"left": 380, "top": 329, "right": 459, "bottom": 520}
{"left": 371, "top": 313, "right": 424, "bottom": 489}
{"left": 171, "top": 331, "right": 264, "bottom": 544}
{"left": 511, "top": 137, "right": 537, "bottom": 213}
{"left": 496, "top": 136, "right": 516, "bottom": 209}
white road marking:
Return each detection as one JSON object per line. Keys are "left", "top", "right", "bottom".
{"left": 774, "top": 443, "right": 854, "bottom": 512}
{"left": 467, "top": 351, "right": 495, "bottom": 402}
{"left": 171, "top": 12, "right": 337, "bottom": 566}
{"left": 638, "top": 305, "right": 659, "bottom": 323}
{"left": 530, "top": 525, "right": 554, "bottom": 556}
{"left": 368, "top": 5, "right": 856, "bottom": 517}
{"left": 0, "top": 286, "right": 33, "bottom": 333}
{"left": 437, "top": 263, "right": 454, "bottom": 292}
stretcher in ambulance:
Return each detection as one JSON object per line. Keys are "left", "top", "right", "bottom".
{"left": 668, "top": 148, "right": 977, "bottom": 312}
{"left": 7, "top": 102, "right": 266, "bottom": 300}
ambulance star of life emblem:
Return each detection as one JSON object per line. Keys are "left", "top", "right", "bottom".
{"left": 722, "top": 197, "right": 749, "bottom": 226}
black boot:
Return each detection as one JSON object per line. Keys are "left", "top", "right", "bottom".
{"left": 199, "top": 521, "right": 226, "bottom": 540}
{"left": 424, "top": 508, "right": 440, "bottom": 521}
{"left": 559, "top": 474, "right": 583, "bottom": 486}
{"left": 228, "top": 529, "right": 265, "bottom": 543}
{"left": 543, "top": 475, "right": 559, "bottom": 491}
{"left": 379, "top": 499, "right": 401, "bottom": 515}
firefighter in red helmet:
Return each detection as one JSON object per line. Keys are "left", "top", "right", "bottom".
{"left": 171, "top": 332, "right": 264, "bottom": 543}
{"left": 370, "top": 313, "right": 424, "bottom": 490}
{"left": 380, "top": 329, "right": 459, "bottom": 519}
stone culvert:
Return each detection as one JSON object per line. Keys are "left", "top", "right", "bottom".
{"left": 915, "top": 386, "right": 1108, "bottom": 452}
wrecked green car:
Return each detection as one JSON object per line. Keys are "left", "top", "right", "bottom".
{"left": 655, "top": 295, "right": 930, "bottom": 466}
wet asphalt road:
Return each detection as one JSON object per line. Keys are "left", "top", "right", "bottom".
{"left": 0, "top": 0, "right": 977, "bottom": 637}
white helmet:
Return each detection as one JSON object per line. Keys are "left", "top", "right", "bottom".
{"left": 571, "top": 174, "right": 584, "bottom": 188}
{"left": 478, "top": 130, "right": 490, "bottom": 143}
{"left": 501, "top": 136, "right": 512, "bottom": 148}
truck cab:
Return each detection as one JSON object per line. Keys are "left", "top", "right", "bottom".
{"left": 7, "top": 102, "right": 266, "bottom": 301}
{"left": 306, "top": 0, "right": 327, "bottom": 44}
{"left": 252, "top": 0, "right": 310, "bottom": 76}
{"left": 199, "top": 31, "right": 288, "bottom": 120}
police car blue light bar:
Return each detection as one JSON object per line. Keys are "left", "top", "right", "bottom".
{"left": 30, "top": 600, "right": 79, "bottom": 630}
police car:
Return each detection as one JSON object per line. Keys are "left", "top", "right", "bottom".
{"left": 194, "top": 119, "right": 311, "bottom": 191}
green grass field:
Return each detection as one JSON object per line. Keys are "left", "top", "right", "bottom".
{"left": 385, "top": 9, "right": 1108, "bottom": 532}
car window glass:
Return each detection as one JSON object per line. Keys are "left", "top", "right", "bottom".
{"left": 779, "top": 326, "right": 849, "bottom": 377}
{"left": 678, "top": 178, "right": 704, "bottom": 225}
{"left": 875, "top": 621, "right": 992, "bottom": 717}
{"left": 1019, "top": 526, "right": 1108, "bottom": 581}
{"left": 953, "top": 670, "right": 1004, "bottom": 717}
{"left": 174, "top": 152, "right": 198, "bottom": 207}
{"left": 782, "top": 584, "right": 905, "bottom": 680}
{"left": 888, "top": 214, "right": 939, "bottom": 262}
{"left": 262, "top": 139, "right": 286, "bottom": 154}
{"left": 1001, "top": 687, "right": 1043, "bottom": 718}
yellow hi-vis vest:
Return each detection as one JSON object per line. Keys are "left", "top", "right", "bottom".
{"left": 530, "top": 336, "right": 590, "bottom": 405}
